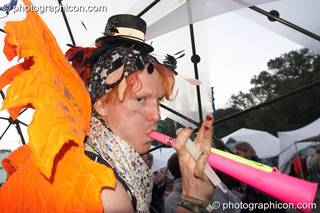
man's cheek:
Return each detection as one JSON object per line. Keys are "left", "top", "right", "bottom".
{"left": 129, "top": 106, "right": 146, "bottom": 117}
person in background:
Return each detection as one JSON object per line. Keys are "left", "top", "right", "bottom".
{"left": 165, "top": 153, "right": 182, "bottom": 213}
{"left": 150, "top": 166, "right": 170, "bottom": 213}
{"left": 232, "top": 141, "right": 262, "bottom": 201}
{"left": 233, "top": 141, "right": 259, "bottom": 161}
{"left": 307, "top": 144, "right": 320, "bottom": 182}
{"left": 233, "top": 141, "right": 285, "bottom": 213}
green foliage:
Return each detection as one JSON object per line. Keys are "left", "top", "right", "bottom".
{"left": 216, "top": 48, "right": 320, "bottom": 137}
{"left": 214, "top": 107, "right": 246, "bottom": 138}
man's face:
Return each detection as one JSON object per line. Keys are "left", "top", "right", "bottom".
{"left": 234, "top": 149, "right": 252, "bottom": 159}
{"left": 97, "top": 66, "right": 164, "bottom": 154}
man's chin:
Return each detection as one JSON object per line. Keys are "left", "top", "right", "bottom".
{"left": 137, "top": 141, "right": 152, "bottom": 154}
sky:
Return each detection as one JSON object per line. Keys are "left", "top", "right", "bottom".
{"left": 0, "top": 0, "right": 317, "bottom": 150}
{"left": 205, "top": 12, "right": 302, "bottom": 108}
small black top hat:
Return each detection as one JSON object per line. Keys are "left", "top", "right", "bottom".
{"left": 95, "top": 14, "right": 154, "bottom": 53}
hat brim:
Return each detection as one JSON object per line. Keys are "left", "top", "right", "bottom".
{"left": 95, "top": 36, "right": 154, "bottom": 53}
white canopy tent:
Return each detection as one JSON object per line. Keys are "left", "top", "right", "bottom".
{"left": 278, "top": 117, "right": 320, "bottom": 172}
{"left": 222, "top": 128, "right": 280, "bottom": 158}
{"left": 236, "top": 0, "right": 320, "bottom": 53}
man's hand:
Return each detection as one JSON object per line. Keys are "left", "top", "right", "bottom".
{"left": 174, "top": 114, "right": 214, "bottom": 202}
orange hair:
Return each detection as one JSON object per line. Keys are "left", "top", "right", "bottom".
{"left": 100, "top": 63, "right": 175, "bottom": 104}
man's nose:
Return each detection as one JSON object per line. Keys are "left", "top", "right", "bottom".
{"left": 149, "top": 102, "right": 160, "bottom": 122}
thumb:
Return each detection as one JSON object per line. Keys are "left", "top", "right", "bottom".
{"left": 174, "top": 127, "right": 193, "bottom": 154}
{"left": 194, "top": 148, "right": 209, "bottom": 180}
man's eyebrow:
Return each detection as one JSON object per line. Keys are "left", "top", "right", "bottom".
{"left": 134, "top": 92, "right": 152, "bottom": 98}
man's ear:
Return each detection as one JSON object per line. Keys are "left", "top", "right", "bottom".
{"left": 93, "top": 99, "right": 108, "bottom": 116}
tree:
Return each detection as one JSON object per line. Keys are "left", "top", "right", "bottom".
{"left": 214, "top": 107, "right": 246, "bottom": 138}
{"left": 218, "top": 48, "right": 320, "bottom": 136}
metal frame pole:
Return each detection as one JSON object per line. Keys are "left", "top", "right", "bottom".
{"left": 250, "top": 6, "right": 320, "bottom": 42}
{"left": 214, "top": 80, "right": 320, "bottom": 125}
{"left": 57, "top": 0, "right": 76, "bottom": 45}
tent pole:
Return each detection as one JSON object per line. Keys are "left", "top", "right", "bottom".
{"left": 211, "top": 87, "right": 216, "bottom": 113}
{"left": 250, "top": 6, "right": 320, "bottom": 42}
{"left": 185, "top": 0, "right": 203, "bottom": 121}
{"left": 0, "top": 123, "right": 12, "bottom": 140}
{"left": 214, "top": 80, "right": 320, "bottom": 125}
{"left": 57, "top": 0, "right": 76, "bottom": 46}
{"left": 160, "top": 104, "right": 233, "bottom": 153}
{"left": 137, "top": 0, "right": 204, "bottom": 121}
{"left": 137, "top": 0, "right": 161, "bottom": 17}
{"left": 160, "top": 103, "right": 198, "bottom": 126}
{"left": 189, "top": 23, "right": 203, "bottom": 121}
{"left": 0, "top": 90, "right": 5, "bottom": 99}
{"left": 0, "top": 89, "right": 27, "bottom": 143}
{"left": 14, "top": 121, "right": 26, "bottom": 145}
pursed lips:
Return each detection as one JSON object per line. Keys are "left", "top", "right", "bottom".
{"left": 146, "top": 125, "right": 157, "bottom": 133}
{"left": 146, "top": 127, "right": 157, "bottom": 139}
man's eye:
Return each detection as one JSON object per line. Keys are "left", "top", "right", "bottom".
{"left": 136, "top": 97, "right": 145, "bottom": 104}
{"left": 157, "top": 97, "right": 164, "bottom": 103}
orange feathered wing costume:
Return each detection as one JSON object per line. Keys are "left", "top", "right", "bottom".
{"left": 0, "top": 0, "right": 115, "bottom": 212}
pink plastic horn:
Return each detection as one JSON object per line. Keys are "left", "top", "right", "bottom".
{"left": 149, "top": 131, "right": 318, "bottom": 213}
{"left": 208, "top": 149, "right": 317, "bottom": 213}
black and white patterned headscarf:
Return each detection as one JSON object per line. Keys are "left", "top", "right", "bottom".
{"left": 88, "top": 46, "right": 179, "bottom": 103}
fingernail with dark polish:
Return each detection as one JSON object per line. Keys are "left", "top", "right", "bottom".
{"left": 205, "top": 126, "right": 209, "bottom": 131}
{"left": 206, "top": 115, "right": 213, "bottom": 121}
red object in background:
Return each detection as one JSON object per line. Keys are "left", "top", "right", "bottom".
{"left": 292, "top": 156, "right": 308, "bottom": 178}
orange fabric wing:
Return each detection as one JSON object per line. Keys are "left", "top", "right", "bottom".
{"left": 0, "top": 0, "right": 115, "bottom": 212}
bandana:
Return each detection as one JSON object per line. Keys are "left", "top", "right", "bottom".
{"left": 87, "top": 44, "right": 181, "bottom": 103}
{"left": 84, "top": 115, "right": 153, "bottom": 212}
{"left": 88, "top": 47, "right": 156, "bottom": 103}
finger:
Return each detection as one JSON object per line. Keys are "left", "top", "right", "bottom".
{"left": 195, "top": 114, "right": 214, "bottom": 147}
{"left": 173, "top": 127, "right": 193, "bottom": 154}
{"left": 194, "top": 120, "right": 206, "bottom": 147}
{"left": 194, "top": 148, "right": 209, "bottom": 180}
{"left": 201, "top": 117, "right": 214, "bottom": 151}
